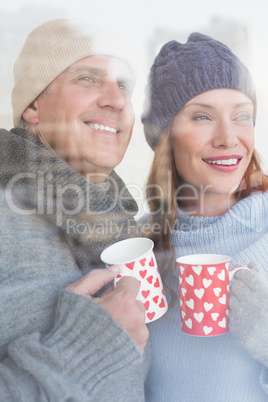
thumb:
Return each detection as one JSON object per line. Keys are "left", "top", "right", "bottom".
{"left": 115, "top": 275, "right": 141, "bottom": 298}
{"left": 66, "top": 268, "right": 119, "bottom": 298}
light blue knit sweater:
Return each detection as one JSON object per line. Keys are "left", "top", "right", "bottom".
{"left": 145, "top": 191, "right": 268, "bottom": 401}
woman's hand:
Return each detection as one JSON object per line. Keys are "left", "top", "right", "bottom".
{"left": 229, "top": 261, "right": 268, "bottom": 367}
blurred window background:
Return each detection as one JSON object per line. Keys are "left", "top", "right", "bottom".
{"left": 1, "top": 0, "right": 268, "bottom": 216}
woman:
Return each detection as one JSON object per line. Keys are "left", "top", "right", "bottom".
{"left": 141, "top": 33, "right": 268, "bottom": 401}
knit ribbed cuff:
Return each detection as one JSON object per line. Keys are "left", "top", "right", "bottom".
{"left": 42, "top": 289, "right": 142, "bottom": 393}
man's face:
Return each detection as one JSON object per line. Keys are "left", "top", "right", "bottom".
{"left": 25, "top": 55, "right": 135, "bottom": 181}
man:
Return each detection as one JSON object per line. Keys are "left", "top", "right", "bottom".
{"left": 0, "top": 19, "right": 149, "bottom": 401}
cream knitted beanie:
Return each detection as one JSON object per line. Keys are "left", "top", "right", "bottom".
{"left": 12, "top": 18, "right": 136, "bottom": 127}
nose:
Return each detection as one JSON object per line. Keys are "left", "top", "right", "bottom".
{"left": 97, "top": 82, "right": 126, "bottom": 111}
{"left": 212, "top": 120, "right": 238, "bottom": 149}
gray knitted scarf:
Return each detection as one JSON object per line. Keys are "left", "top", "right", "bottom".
{"left": 0, "top": 128, "right": 138, "bottom": 270}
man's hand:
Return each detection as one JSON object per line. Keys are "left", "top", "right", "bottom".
{"left": 67, "top": 269, "right": 149, "bottom": 355}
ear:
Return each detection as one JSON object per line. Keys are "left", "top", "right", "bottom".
{"left": 22, "top": 99, "right": 40, "bottom": 125}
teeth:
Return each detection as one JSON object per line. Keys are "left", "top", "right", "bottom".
{"left": 204, "top": 158, "right": 239, "bottom": 166}
{"left": 89, "top": 123, "right": 117, "bottom": 133}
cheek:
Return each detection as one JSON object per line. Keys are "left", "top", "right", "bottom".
{"left": 171, "top": 133, "right": 200, "bottom": 161}
{"left": 249, "top": 135, "right": 255, "bottom": 151}
{"left": 171, "top": 136, "right": 189, "bottom": 171}
{"left": 38, "top": 97, "right": 65, "bottom": 125}
{"left": 242, "top": 134, "right": 255, "bottom": 162}
{"left": 172, "top": 148, "right": 191, "bottom": 179}
{"left": 125, "top": 105, "right": 135, "bottom": 128}
{"left": 241, "top": 126, "right": 255, "bottom": 148}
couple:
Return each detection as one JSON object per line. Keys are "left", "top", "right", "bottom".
{"left": 0, "top": 18, "right": 267, "bottom": 401}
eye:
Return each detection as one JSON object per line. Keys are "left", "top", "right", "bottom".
{"left": 192, "top": 114, "right": 210, "bottom": 121}
{"left": 118, "top": 80, "right": 134, "bottom": 94}
{"left": 79, "top": 75, "right": 94, "bottom": 82}
{"left": 236, "top": 112, "right": 251, "bottom": 121}
{"left": 118, "top": 82, "right": 128, "bottom": 91}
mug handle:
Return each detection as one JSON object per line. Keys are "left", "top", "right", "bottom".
{"left": 229, "top": 266, "right": 250, "bottom": 281}
{"left": 105, "top": 263, "right": 132, "bottom": 288}
{"left": 114, "top": 272, "right": 125, "bottom": 287}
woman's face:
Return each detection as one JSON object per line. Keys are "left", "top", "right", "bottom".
{"left": 171, "top": 88, "right": 255, "bottom": 199}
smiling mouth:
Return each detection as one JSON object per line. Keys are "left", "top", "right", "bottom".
{"left": 203, "top": 158, "right": 241, "bottom": 166}
{"left": 87, "top": 123, "right": 118, "bottom": 134}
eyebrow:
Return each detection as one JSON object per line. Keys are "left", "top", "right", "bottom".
{"left": 66, "top": 66, "right": 106, "bottom": 76}
{"left": 232, "top": 102, "right": 253, "bottom": 108}
{"left": 184, "top": 101, "right": 253, "bottom": 110}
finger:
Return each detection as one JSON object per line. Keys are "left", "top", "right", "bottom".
{"left": 67, "top": 268, "right": 118, "bottom": 298}
{"left": 101, "top": 284, "right": 114, "bottom": 297}
{"left": 234, "top": 269, "right": 264, "bottom": 291}
{"left": 136, "top": 299, "right": 146, "bottom": 315}
{"left": 233, "top": 268, "right": 252, "bottom": 282}
{"left": 116, "top": 276, "right": 141, "bottom": 298}
{"left": 247, "top": 261, "right": 261, "bottom": 271}
{"left": 230, "top": 280, "right": 250, "bottom": 301}
{"left": 228, "top": 294, "right": 241, "bottom": 318}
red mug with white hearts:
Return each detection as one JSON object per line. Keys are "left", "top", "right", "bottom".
{"left": 176, "top": 254, "right": 250, "bottom": 336}
{"left": 101, "top": 237, "right": 168, "bottom": 323}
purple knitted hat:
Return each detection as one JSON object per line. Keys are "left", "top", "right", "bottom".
{"left": 142, "top": 32, "right": 256, "bottom": 149}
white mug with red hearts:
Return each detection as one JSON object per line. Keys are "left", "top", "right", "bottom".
{"left": 100, "top": 237, "right": 168, "bottom": 323}
{"left": 176, "top": 254, "right": 250, "bottom": 336}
